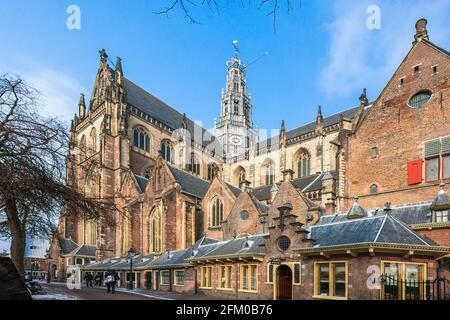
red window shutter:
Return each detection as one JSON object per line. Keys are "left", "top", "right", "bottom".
{"left": 408, "top": 160, "right": 422, "bottom": 185}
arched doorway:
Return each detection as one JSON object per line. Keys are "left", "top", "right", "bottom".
{"left": 277, "top": 265, "right": 293, "bottom": 300}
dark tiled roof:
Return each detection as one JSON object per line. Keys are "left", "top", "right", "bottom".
{"left": 257, "top": 107, "right": 360, "bottom": 151}
{"left": 317, "top": 203, "right": 432, "bottom": 226}
{"left": 189, "top": 234, "right": 267, "bottom": 260}
{"left": 225, "top": 182, "right": 241, "bottom": 198}
{"left": 310, "top": 214, "right": 435, "bottom": 248}
{"left": 123, "top": 78, "right": 215, "bottom": 148}
{"left": 58, "top": 236, "right": 78, "bottom": 255}
{"left": 251, "top": 172, "right": 332, "bottom": 201}
{"left": 167, "top": 163, "right": 210, "bottom": 198}
{"left": 147, "top": 249, "right": 193, "bottom": 269}
{"left": 72, "top": 244, "right": 96, "bottom": 257}
{"left": 134, "top": 174, "right": 149, "bottom": 192}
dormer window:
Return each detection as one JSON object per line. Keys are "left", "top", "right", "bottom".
{"left": 434, "top": 210, "right": 449, "bottom": 223}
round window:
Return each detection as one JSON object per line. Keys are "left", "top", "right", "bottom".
{"left": 408, "top": 90, "right": 432, "bottom": 108}
{"left": 278, "top": 236, "right": 291, "bottom": 251}
{"left": 240, "top": 210, "right": 249, "bottom": 221}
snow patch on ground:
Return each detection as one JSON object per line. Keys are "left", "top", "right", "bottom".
{"left": 33, "top": 293, "right": 82, "bottom": 300}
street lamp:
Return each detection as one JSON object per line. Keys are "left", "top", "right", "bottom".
{"left": 128, "top": 247, "right": 136, "bottom": 290}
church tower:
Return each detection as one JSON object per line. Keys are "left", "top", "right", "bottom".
{"left": 215, "top": 41, "right": 257, "bottom": 161}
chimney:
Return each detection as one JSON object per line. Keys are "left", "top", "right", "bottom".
{"left": 414, "top": 18, "right": 429, "bottom": 43}
{"left": 240, "top": 180, "right": 251, "bottom": 192}
{"left": 282, "top": 169, "right": 294, "bottom": 182}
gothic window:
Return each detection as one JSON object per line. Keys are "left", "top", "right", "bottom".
{"left": 79, "top": 135, "right": 86, "bottom": 161}
{"left": 207, "top": 163, "right": 219, "bottom": 180}
{"left": 210, "top": 197, "right": 224, "bottom": 227}
{"left": 234, "top": 100, "right": 239, "bottom": 115}
{"left": 296, "top": 150, "right": 311, "bottom": 178}
{"left": 89, "top": 128, "right": 97, "bottom": 156}
{"left": 234, "top": 167, "right": 246, "bottom": 186}
{"left": 148, "top": 207, "right": 162, "bottom": 253}
{"left": 160, "top": 140, "right": 173, "bottom": 163}
{"left": 133, "top": 127, "right": 151, "bottom": 153}
{"left": 85, "top": 220, "right": 97, "bottom": 246}
{"left": 265, "top": 163, "right": 274, "bottom": 185}
{"left": 186, "top": 154, "right": 201, "bottom": 175}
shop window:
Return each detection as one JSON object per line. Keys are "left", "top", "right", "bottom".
{"left": 381, "top": 262, "right": 425, "bottom": 300}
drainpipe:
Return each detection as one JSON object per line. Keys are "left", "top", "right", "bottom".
{"left": 194, "top": 268, "right": 198, "bottom": 295}
{"left": 169, "top": 268, "right": 173, "bottom": 292}
{"left": 235, "top": 262, "right": 239, "bottom": 299}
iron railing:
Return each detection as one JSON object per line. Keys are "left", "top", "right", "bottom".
{"left": 380, "top": 274, "right": 450, "bottom": 300}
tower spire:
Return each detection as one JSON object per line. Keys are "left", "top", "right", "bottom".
{"left": 316, "top": 105, "right": 323, "bottom": 124}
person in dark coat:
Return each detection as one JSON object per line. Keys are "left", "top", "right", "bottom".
{"left": 105, "top": 270, "right": 120, "bottom": 294}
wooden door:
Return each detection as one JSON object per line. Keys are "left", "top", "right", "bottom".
{"left": 277, "top": 265, "right": 293, "bottom": 300}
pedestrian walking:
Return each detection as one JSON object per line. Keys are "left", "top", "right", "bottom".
{"left": 105, "top": 270, "right": 120, "bottom": 294}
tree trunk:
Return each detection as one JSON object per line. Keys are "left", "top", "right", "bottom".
{"left": 5, "top": 200, "right": 26, "bottom": 278}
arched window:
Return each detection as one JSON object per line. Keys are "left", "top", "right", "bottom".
{"left": 85, "top": 221, "right": 97, "bottom": 246}
{"left": 208, "top": 163, "right": 219, "bottom": 180}
{"left": 133, "top": 127, "right": 151, "bottom": 153}
{"left": 210, "top": 197, "right": 224, "bottom": 227}
{"left": 370, "top": 184, "right": 378, "bottom": 194}
{"left": 160, "top": 140, "right": 173, "bottom": 163}
{"left": 262, "top": 160, "right": 275, "bottom": 185}
{"left": 84, "top": 166, "right": 100, "bottom": 246}
{"left": 79, "top": 135, "right": 86, "bottom": 161}
{"left": 89, "top": 128, "right": 97, "bottom": 156}
{"left": 186, "top": 153, "right": 200, "bottom": 175}
{"left": 148, "top": 207, "right": 162, "bottom": 253}
{"left": 295, "top": 150, "right": 311, "bottom": 178}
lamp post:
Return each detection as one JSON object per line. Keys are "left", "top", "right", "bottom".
{"left": 128, "top": 247, "right": 135, "bottom": 290}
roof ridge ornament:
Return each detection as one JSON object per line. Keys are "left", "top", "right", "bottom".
{"left": 359, "top": 88, "right": 368, "bottom": 106}
{"left": 414, "top": 18, "right": 429, "bottom": 44}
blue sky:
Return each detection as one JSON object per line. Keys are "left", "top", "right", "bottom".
{"left": 0, "top": 1, "right": 449, "bottom": 251}
{"left": 1, "top": 0, "right": 449, "bottom": 133}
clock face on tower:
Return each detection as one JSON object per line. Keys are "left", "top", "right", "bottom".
{"left": 230, "top": 135, "right": 243, "bottom": 146}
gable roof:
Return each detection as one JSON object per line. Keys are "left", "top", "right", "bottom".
{"left": 134, "top": 174, "right": 149, "bottom": 192}
{"left": 57, "top": 236, "right": 78, "bottom": 255}
{"left": 166, "top": 163, "right": 210, "bottom": 199}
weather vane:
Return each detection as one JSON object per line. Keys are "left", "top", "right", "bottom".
{"left": 232, "top": 40, "right": 240, "bottom": 58}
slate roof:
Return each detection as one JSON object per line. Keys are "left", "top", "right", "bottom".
{"left": 134, "top": 174, "right": 149, "bottom": 192}
{"left": 309, "top": 214, "right": 436, "bottom": 248}
{"left": 123, "top": 78, "right": 215, "bottom": 148}
{"left": 317, "top": 202, "right": 433, "bottom": 226}
{"left": 167, "top": 163, "right": 210, "bottom": 198}
{"left": 225, "top": 182, "right": 241, "bottom": 198}
{"left": 57, "top": 236, "right": 78, "bottom": 255}
{"left": 257, "top": 106, "right": 362, "bottom": 152}
{"left": 251, "top": 172, "right": 335, "bottom": 201}
{"left": 72, "top": 244, "right": 96, "bottom": 257}
{"left": 188, "top": 234, "right": 267, "bottom": 261}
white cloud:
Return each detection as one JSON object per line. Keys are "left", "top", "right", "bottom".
{"left": 1, "top": 61, "right": 86, "bottom": 125}
{"left": 320, "top": 0, "right": 450, "bottom": 98}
